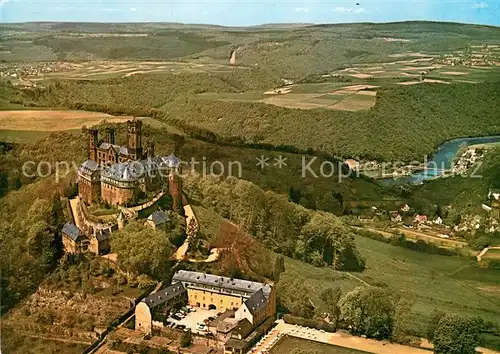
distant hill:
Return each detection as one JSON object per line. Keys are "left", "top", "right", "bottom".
{"left": 2, "top": 21, "right": 500, "bottom": 77}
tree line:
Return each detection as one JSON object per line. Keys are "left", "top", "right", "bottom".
{"left": 182, "top": 173, "right": 366, "bottom": 271}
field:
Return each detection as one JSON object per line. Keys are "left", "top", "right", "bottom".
{"left": 271, "top": 336, "right": 370, "bottom": 354}
{"left": 0, "top": 110, "right": 173, "bottom": 143}
{"left": 280, "top": 234, "right": 500, "bottom": 339}
{"left": 0, "top": 110, "right": 132, "bottom": 131}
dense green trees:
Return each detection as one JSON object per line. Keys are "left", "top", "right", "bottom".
{"left": 320, "top": 287, "right": 342, "bottom": 330}
{"left": 182, "top": 173, "right": 365, "bottom": 270}
{"left": 338, "top": 287, "right": 395, "bottom": 340}
{"left": 432, "top": 314, "right": 481, "bottom": 354}
{"left": 0, "top": 177, "right": 67, "bottom": 314}
{"left": 110, "top": 221, "right": 175, "bottom": 279}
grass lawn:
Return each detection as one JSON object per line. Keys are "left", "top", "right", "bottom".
{"left": 280, "top": 235, "right": 500, "bottom": 339}
{"left": 270, "top": 336, "right": 370, "bottom": 354}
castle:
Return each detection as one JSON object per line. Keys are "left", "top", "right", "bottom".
{"left": 78, "top": 118, "right": 181, "bottom": 207}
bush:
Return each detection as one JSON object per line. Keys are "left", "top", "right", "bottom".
{"left": 283, "top": 314, "right": 337, "bottom": 332}
{"left": 180, "top": 329, "right": 192, "bottom": 347}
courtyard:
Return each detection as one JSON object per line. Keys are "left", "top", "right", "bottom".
{"left": 168, "top": 308, "right": 218, "bottom": 334}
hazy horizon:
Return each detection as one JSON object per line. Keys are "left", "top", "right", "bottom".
{"left": 1, "top": 0, "right": 499, "bottom": 27}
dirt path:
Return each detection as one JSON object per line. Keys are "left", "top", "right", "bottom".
{"left": 175, "top": 204, "right": 198, "bottom": 260}
{"left": 352, "top": 225, "right": 467, "bottom": 248}
{"left": 187, "top": 248, "right": 223, "bottom": 263}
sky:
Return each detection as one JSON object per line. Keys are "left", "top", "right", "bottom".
{"left": 0, "top": 0, "right": 499, "bottom": 26}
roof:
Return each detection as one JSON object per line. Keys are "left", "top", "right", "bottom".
{"left": 95, "top": 228, "right": 110, "bottom": 241}
{"left": 101, "top": 161, "right": 144, "bottom": 182}
{"left": 147, "top": 211, "right": 169, "bottom": 226}
{"left": 172, "top": 270, "right": 272, "bottom": 298}
{"left": 244, "top": 289, "right": 267, "bottom": 315}
{"left": 142, "top": 282, "right": 186, "bottom": 309}
{"left": 79, "top": 160, "right": 100, "bottom": 175}
{"left": 99, "top": 142, "right": 129, "bottom": 156}
{"left": 159, "top": 154, "right": 180, "bottom": 168}
{"left": 232, "top": 318, "right": 253, "bottom": 338}
{"left": 224, "top": 338, "right": 248, "bottom": 350}
{"left": 217, "top": 318, "right": 239, "bottom": 334}
{"left": 209, "top": 309, "right": 235, "bottom": 328}
{"left": 62, "top": 223, "right": 83, "bottom": 241}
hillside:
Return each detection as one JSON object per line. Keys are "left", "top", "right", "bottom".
{"left": 8, "top": 74, "right": 500, "bottom": 161}
{"left": 2, "top": 21, "right": 500, "bottom": 77}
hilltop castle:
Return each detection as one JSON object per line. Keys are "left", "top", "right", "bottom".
{"left": 78, "top": 118, "right": 181, "bottom": 207}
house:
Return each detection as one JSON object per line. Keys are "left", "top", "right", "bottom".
{"left": 234, "top": 289, "right": 268, "bottom": 326}
{"left": 223, "top": 319, "right": 253, "bottom": 354}
{"left": 482, "top": 204, "right": 493, "bottom": 212}
{"left": 144, "top": 210, "right": 169, "bottom": 230}
{"left": 89, "top": 229, "right": 110, "bottom": 255}
{"left": 434, "top": 216, "right": 443, "bottom": 225}
{"left": 209, "top": 310, "right": 236, "bottom": 337}
{"left": 413, "top": 215, "right": 428, "bottom": 224}
{"left": 391, "top": 212, "right": 402, "bottom": 223}
{"left": 172, "top": 270, "right": 276, "bottom": 318}
{"left": 61, "top": 223, "right": 87, "bottom": 254}
{"left": 344, "top": 159, "right": 359, "bottom": 171}
{"left": 135, "top": 282, "right": 187, "bottom": 333}
{"left": 401, "top": 204, "right": 410, "bottom": 212}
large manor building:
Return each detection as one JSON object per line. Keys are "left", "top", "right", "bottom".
{"left": 135, "top": 270, "right": 276, "bottom": 353}
{"left": 78, "top": 118, "right": 181, "bottom": 206}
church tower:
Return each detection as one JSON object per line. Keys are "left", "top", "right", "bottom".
{"left": 127, "top": 118, "right": 143, "bottom": 161}
{"left": 88, "top": 129, "right": 98, "bottom": 161}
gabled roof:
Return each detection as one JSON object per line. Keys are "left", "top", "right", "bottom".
{"left": 99, "top": 142, "right": 129, "bottom": 156}
{"left": 62, "top": 222, "right": 83, "bottom": 241}
{"left": 142, "top": 282, "right": 186, "bottom": 309}
{"left": 217, "top": 318, "right": 239, "bottom": 333}
{"left": 95, "top": 228, "right": 110, "bottom": 241}
{"left": 232, "top": 318, "right": 253, "bottom": 338}
{"left": 147, "top": 211, "right": 169, "bottom": 226}
{"left": 172, "top": 270, "right": 272, "bottom": 297}
{"left": 244, "top": 289, "right": 267, "bottom": 315}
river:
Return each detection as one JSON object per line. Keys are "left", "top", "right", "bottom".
{"left": 379, "top": 135, "right": 500, "bottom": 186}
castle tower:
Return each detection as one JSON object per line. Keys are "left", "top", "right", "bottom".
{"left": 127, "top": 118, "right": 142, "bottom": 161}
{"left": 105, "top": 127, "right": 115, "bottom": 145}
{"left": 88, "top": 129, "right": 98, "bottom": 161}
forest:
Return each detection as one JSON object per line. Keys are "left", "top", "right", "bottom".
{"left": 182, "top": 173, "right": 366, "bottom": 271}
{"left": 8, "top": 72, "right": 500, "bottom": 162}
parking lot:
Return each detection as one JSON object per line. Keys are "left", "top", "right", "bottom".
{"left": 168, "top": 308, "right": 218, "bottom": 334}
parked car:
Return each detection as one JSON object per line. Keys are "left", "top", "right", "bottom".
{"left": 176, "top": 324, "right": 186, "bottom": 330}
{"left": 207, "top": 316, "right": 215, "bottom": 321}
{"left": 175, "top": 312, "right": 185, "bottom": 318}
{"left": 197, "top": 324, "right": 207, "bottom": 331}
{"left": 171, "top": 314, "right": 182, "bottom": 321}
